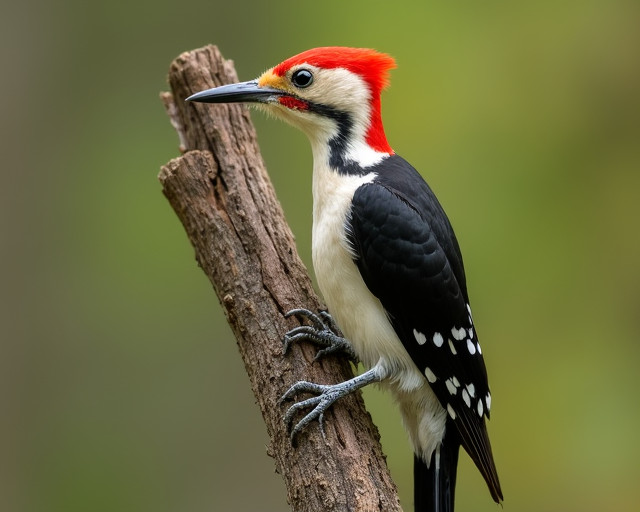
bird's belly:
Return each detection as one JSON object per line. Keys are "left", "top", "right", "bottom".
{"left": 312, "top": 203, "right": 419, "bottom": 387}
{"left": 312, "top": 212, "right": 447, "bottom": 458}
{"left": 310, "top": 169, "right": 447, "bottom": 459}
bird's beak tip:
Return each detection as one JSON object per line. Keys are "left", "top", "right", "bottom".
{"left": 184, "top": 80, "right": 283, "bottom": 105}
{"left": 184, "top": 91, "right": 202, "bottom": 102}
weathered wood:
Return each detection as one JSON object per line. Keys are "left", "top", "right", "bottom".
{"left": 159, "top": 45, "right": 401, "bottom": 512}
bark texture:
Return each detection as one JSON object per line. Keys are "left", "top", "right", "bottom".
{"left": 159, "top": 45, "right": 402, "bottom": 512}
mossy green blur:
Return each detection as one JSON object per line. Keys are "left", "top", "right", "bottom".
{"left": 2, "top": 1, "right": 639, "bottom": 511}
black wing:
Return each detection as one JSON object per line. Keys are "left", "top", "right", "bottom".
{"left": 346, "top": 155, "right": 502, "bottom": 502}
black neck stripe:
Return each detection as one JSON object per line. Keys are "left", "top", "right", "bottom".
{"left": 308, "top": 102, "right": 370, "bottom": 176}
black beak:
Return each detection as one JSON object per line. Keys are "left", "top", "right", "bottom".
{"left": 185, "top": 80, "right": 283, "bottom": 104}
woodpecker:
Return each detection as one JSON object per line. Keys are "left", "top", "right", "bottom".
{"left": 187, "top": 47, "right": 503, "bottom": 512}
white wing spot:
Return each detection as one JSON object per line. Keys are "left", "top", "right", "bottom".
{"left": 467, "top": 339, "right": 476, "bottom": 355}
{"left": 447, "top": 403, "right": 456, "bottom": 420}
{"left": 462, "top": 389, "right": 471, "bottom": 407}
{"left": 466, "top": 383, "right": 476, "bottom": 398}
{"left": 424, "top": 367, "right": 437, "bottom": 383}
{"left": 486, "top": 392, "right": 492, "bottom": 411}
{"left": 477, "top": 342, "right": 482, "bottom": 354}
{"left": 413, "top": 329, "right": 427, "bottom": 345}
{"left": 451, "top": 327, "right": 466, "bottom": 341}
{"left": 433, "top": 332, "right": 444, "bottom": 347}
{"left": 448, "top": 339, "right": 457, "bottom": 355}
{"left": 477, "top": 399, "right": 484, "bottom": 417}
{"left": 445, "top": 378, "right": 457, "bottom": 395}
{"left": 468, "top": 327, "right": 474, "bottom": 339}
{"left": 452, "top": 376, "right": 460, "bottom": 387}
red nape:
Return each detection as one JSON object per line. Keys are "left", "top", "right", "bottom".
{"left": 366, "top": 96, "right": 393, "bottom": 154}
{"left": 273, "top": 47, "right": 396, "bottom": 154}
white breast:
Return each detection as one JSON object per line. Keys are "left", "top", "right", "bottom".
{"left": 310, "top": 156, "right": 446, "bottom": 463}
{"left": 311, "top": 163, "right": 420, "bottom": 384}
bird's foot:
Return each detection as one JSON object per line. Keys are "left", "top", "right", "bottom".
{"left": 283, "top": 308, "right": 357, "bottom": 362}
{"left": 279, "top": 368, "right": 380, "bottom": 442}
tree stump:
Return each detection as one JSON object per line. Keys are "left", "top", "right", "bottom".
{"left": 159, "top": 45, "right": 401, "bottom": 512}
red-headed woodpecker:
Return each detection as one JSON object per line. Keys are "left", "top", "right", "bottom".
{"left": 187, "top": 47, "right": 503, "bottom": 512}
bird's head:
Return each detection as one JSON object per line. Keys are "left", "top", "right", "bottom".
{"left": 187, "top": 47, "right": 397, "bottom": 166}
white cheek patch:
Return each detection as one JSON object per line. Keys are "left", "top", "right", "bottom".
{"left": 302, "top": 67, "right": 371, "bottom": 112}
{"left": 294, "top": 66, "right": 390, "bottom": 168}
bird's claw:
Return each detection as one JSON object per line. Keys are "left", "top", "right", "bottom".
{"left": 280, "top": 309, "right": 367, "bottom": 441}
{"left": 280, "top": 380, "right": 342, "bottom": 442}
{"left": 283, "top": 308, "right": 357, "bottom": 362}
{"left": 285, "top": 308, "right": 329, "bottom": 330}
{"left": 279, "top": 368, "right": 381, "bottom": 443}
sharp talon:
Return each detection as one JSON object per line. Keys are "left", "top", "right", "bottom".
{"left": 279, "top": 383, "right": 302, "bottom": 404}
{"left": 313, "top": 350, "right": 326, "bottom": 362}
{"left": 285, "top": 308, "right": 328, "bottom": 330}
{"left": 318, "top": 411, "right": 327, "bottom": 441}
{"left": 279, "top": 369, "right": 379, "bottom": 443}
{"left": 319, "top": 310, "right": 340, "bottom": 333}
{"left": 282, "top": 307, "right": 356, "bottom": 361}
{"left": 284, "top": 400, "right": 305, "bottom": 427}
{"left": 279, "top": 313, "right": 374, "bottom": 441}
{"left": 280, "top": 380, "right": 334, "bottom": 440}
{"left": 285, "top": 326, "right": 316, "bottom": 339}
{"left": 283, "top": 330, "right": 316, "bottom": 354}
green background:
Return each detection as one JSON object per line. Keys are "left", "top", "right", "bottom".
{"left": 3, "top": 1, "right": 639, "bottom": 511}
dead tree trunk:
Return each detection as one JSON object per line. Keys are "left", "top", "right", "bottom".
{"left": 159, "top": 45, "right": 402, "bottom": 512}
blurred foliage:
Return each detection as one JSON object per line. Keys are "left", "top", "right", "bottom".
{"left": 1, "top": 0, "right": 639, "bottom": 511}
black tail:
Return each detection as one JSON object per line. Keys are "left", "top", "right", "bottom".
{"left": 414, "top": 439, "right": 460, "bottom": 512}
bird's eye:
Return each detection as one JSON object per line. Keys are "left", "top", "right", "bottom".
{"left": 291, "top": 69, "right": 313, "bottom": 88}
